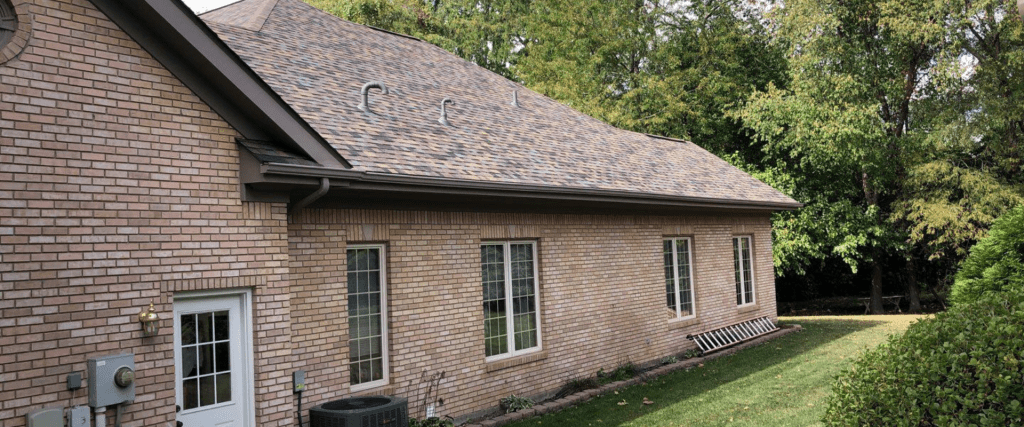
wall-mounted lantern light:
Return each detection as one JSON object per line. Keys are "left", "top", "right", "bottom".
{"left": 138, "top": 301, "right": 159, "bottom": 336}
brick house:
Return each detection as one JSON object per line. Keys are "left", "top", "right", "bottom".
{"left": 0, "top": 0, "right": 800, "bottom": 425}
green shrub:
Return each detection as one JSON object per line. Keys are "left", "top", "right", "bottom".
{"left": 562, "top": 374, "right": 599, "bottom": 394}
{"left": 823, "top": 290, "right": 1024, "bottom": 426}
{"left": 499, "top": 394, "right": 534, "bottom": 413}
{"left": 409, "top": 417, "right": 454, "bottom": 427}
{"left": 950, "top": 204, "right": 1024, "bottom": 306}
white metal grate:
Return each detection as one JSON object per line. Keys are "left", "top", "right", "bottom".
{"left": 686, "top": 316, "right": 779, "bottom": 355}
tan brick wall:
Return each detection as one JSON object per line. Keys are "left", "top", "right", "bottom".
{"left": 0, "top": 1, "right": 291, "bottom": 426}
{"left": 288, "top": 210, "right": 777, "bottom": 421}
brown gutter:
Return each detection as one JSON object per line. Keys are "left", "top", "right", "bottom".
{"left": 259, "top": 163, "right": 804, "bottom": 212}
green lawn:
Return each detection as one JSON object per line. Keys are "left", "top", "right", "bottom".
{"left": 505, "top": 315, "right": 925, "bottom": 427}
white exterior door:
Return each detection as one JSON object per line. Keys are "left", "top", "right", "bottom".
{"left": 174, "top": 291, "right": 254, "bottom": 427}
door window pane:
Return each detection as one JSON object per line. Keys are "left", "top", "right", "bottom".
{"left": 179, "top": 309, "right": 233, "bottom": 411}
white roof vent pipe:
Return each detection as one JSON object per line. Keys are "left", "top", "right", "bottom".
{"left": 358, "top": 81, "right": 390, "bottom": 114}
{"left": 438, "top": 98, "right": 454, "bottom": 126}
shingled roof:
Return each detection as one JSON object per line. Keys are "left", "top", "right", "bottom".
{"left": 201, "top": 0, "right": 800, "bottom": 209}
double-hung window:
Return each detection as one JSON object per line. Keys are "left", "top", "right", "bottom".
{"left": 347, "top": 245, "right": 388, "bottom": 390}
{"left": 733, "top": 236, "right": 755, "bottom": 306}
{"left": 663, "top": 238, "right": 696, "bottom": 319}
{"left": 481, "top": 241, "right": 541, "bottom": 360}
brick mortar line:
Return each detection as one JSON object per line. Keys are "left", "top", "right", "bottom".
{"left": 466, "top": 324, "right": 803, "bottom": 427}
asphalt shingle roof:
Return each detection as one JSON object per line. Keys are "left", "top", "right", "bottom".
{"left": 202, "top": 0, "right": 800, "bottom": 208}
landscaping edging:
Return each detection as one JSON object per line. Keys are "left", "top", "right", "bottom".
{"left": 463, "top": 324, "right": 803, "bottom": 427}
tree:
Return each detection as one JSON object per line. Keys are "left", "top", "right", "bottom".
{"left": 306, "top": 0, "right": 529, "bottom": 79}
{"left": 739, "top": 0, "right": 940, "bottom": 313}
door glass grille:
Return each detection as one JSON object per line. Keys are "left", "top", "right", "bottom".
{"left": 180, "top": 310, "right": 232, "bottom": 410}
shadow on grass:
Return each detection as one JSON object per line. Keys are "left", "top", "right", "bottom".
{"left": 504, "top": 317, "right": 890, "bottom": 427}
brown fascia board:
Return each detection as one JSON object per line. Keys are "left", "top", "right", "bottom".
{"left": 88, "top": 0, "right": 349, "bottom": 169}
{"left": 257, "top": 163, "right": 805, "bottom": 212}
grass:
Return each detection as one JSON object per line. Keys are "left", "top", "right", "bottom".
{"left": 504, "top": 315, "right": 926, "bottom": 427}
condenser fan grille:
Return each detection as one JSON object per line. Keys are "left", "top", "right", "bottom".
{"left": 322, "top": 397, "right": 391, "bottom": 411}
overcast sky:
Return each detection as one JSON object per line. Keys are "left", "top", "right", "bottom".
{"left": 182, "top": 0, "right": 240, "bottom": 14}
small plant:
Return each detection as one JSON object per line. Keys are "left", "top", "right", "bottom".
{"left": 609, "top": 362, "right": 638, "bottom": 381}
{"left": 597, "top": 361, "right": 639, "bottom": 384}
{"left": 558, "top": 374, "right": 599, "bottom": 397}
{"left": 500, "top": 394, "right": 535, "bottom": 413}
{"left": 660, "top": 356, "right": 679, "bottom": 365}
{"left": 410, "top": 416, "right": 454, "bottom": 427}
{"left": 683, "top": 349, "right": 701, "bottom": 359}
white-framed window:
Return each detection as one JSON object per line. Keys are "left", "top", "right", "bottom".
{"left": 347, "top": 244, "right": 389, "bottom": 391}
{"left": 664, "top": 238, "right": 696, "bottom": 319}
{"left": 733, "top": 236, "right": 755, "bottom": 306}
{"left": 481, "top": 241, "right": 541, "bottom": 360}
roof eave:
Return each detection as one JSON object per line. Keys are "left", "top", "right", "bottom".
{"left": 88, "top": 0, "right": 349, "bottom": 168}
{"left": 256, "top": 163, "right": 804, "bottom": 212}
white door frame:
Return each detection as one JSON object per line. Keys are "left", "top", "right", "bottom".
{"left": 173, "top": 288, "right": 256, "bottom": 427}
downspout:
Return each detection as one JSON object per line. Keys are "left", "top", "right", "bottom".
{"left": 289, "top": 177, "right": 330, "bottom": 215}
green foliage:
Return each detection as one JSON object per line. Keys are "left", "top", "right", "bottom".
{"left": 559, "top": 374, "right": 600, "bottom": 397}
{"left": 499, "top": 394, "right": 534, "bottom": 413}
{"left": 739, "top": 0, "right": 1023, "bottom": 296}
{"left": 660, "top": 356, "right": 679, "bottom": 365}
{"left": 304, "top": 0, "right": 527, "bottom": 79}
{"left": 518, "top": 0, "right": 786, "bottom": 157}
{"left": 597, "top": 361, "right": 639, "bottom": 384}
{"left": 949, "top": 205, "right": 1024, "bottom": 306}
{"left": 823, "top": 291, "right": 1024, "bottom": 426}
{"left": 409, "top": 417, "right": 454, "bottom": 427}
{"left": 892, "top": 162, "right": 1022, "bottom": 261}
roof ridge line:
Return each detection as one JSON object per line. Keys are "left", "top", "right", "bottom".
{"left": 645, "top": 133, "right": 691, "bottom": 144}
{"left": 365, "top": 24, "right": 424, "bottom": 42}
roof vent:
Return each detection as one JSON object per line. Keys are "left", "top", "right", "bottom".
{"left": 511, "top": 90, "right": 520, "bottom": 107}
{"left": 358, "top": 81, "right": 390, "bottom": 114}
{"left": 438, "top": 98, "right": 454, "bottom": 126}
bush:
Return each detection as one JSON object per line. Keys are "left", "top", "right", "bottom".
{"left": 409, "top": 417, "right": 454, "bottom": 427}
{"left": 949, "top": 205, "right": 1024, "bottom": 306}
{"left": 823, "top": 290, "right": 1024, "bottom": 426}
{"left": 499, "top": 394, "right": 534, "bottom": 413}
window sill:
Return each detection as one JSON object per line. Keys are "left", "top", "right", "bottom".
{"left": 350, "top": 382, "right": 394, "bottom": 396}
{"left": 737, "top": 304, "right": 759, "bottom": 314}
{"left": 667, "top": 317, "right": 700, "bottom": 330}
{"left": 485, "top": 350, "right": 548, "bottom": 373}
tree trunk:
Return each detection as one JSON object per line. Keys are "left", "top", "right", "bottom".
{"left": 870, "top": 260, "right": 884, "bottom": 314}
{"left": 907, "top": 257, "right": 922, "bottom": 313}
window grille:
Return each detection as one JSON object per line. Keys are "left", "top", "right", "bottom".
{"left": 0, "top": 0, "right": 16, "bottom": 50}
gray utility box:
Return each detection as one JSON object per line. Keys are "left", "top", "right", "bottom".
{"left": 88, "top": 353, "right": 136, "bottom": 408}
{"left": 25, "top": 407, "right": 63, "bottom": 427}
